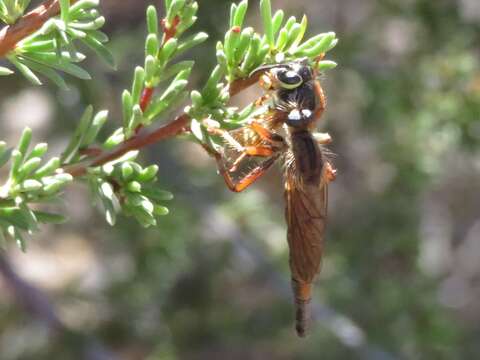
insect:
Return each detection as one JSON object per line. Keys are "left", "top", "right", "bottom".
{"left": 209, "top": 58, "right": 336, "bottom": 337}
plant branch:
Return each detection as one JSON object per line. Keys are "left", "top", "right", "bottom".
{"left": 228, "top": 71, "right": 262, "bottom": 97}
{"left": 66, "top": 113, "right": 190, "bottom": 177}
{"left": 65, "top": 74, "right": 261, "bottom": 177}
{"left": 0, "top": 0, "right": 78, "bottom": 58}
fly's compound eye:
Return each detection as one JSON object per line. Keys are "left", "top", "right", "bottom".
{"left": 276, "top": 70, "right": 303, "bottom": 89}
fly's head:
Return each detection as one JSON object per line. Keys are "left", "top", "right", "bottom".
{"left": 252, "top": 58, "right": 314, "bottom": 92}
{"left": 250, "top": 59, "right": 321, "bottom": 130}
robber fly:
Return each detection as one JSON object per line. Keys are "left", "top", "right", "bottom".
{"left": 210, "top": 58, "right": 336, "bottom": 337}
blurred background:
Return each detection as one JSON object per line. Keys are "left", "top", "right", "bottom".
{"left": 1, "top": 0, "right": 480, "bottom": 359}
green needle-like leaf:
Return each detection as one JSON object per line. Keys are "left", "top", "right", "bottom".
{"left": 10, "top": 57, "right": 42, "bottom": 85}
{"left": 34, "top": 211, "right": 68, "bottom": 224}
{"left": 0, "top": 66, "right": 14, "bottom": 76}
{"left": 61, "top": 105, "right": 94, "bottom": 164}
{"left": 19, "top": 58, "right": 68, "bottom": 90}
{"left": 260, "top": 0, "right": 274, "bottom": 48}
{"left": 146, "top": 6, "right": 159, "bottom": 35}
{"left": 81, "top": 36, "right": 116, "bottom": 68}
{"left": 272, "top": 9, "right": 285, "bottom": 35}
{"left": 233, "top": 0, "right": 248, "bottom": 28}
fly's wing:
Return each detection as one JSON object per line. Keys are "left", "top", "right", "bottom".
{"left": 285, "top": 172, "right": 328, "bottom": 287}
{"left": 285, "top": 157, "right": 328, "bottom": 337}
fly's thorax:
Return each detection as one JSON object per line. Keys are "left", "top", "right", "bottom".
{"left": 274, "top": 81, "right": 317, "bottom": 130}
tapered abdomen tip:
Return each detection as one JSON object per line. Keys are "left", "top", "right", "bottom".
{"left": 291, "top": 279, "right": 313, "bottom": 337}
{"left": 294, "top": 298, "right": 311, "bottom": 338}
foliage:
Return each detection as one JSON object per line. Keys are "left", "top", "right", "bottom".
{"left": 0, "top": 0, "right": 337, "bottom": 250}
{"left": 0, "top": 128, "right": 71, "bottom": 250}
{"left": 0, "top": 0, "right": 30, "bottom": 25}
{"left": 2, "top": 0, "right": 113, "bottom": 87}
{"left": 1, "top": 0, "right": 480, "bottom": 359}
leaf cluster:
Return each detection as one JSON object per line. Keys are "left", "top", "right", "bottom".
{"left": 121, "top": 2, "right": 207, "bottom": 139}
{"left": 1, "top": 0, "right": 113, "bottom": 88}
{"left": 0, "top": 128, "right": 71, "bottom": 250}
{"left": 0, "top": 0, "right": 30, "bottom": 25}
{"left": 87, "top": 151, "right": 172, "bottom": 228}
{"left": 218, "top": 0, "right": 338, "bottom": 82}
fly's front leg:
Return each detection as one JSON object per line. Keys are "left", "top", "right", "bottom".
{"left": 209, "top": 121, "right": 287, "bottom": 172}
{"left": 226, "top": 120, "right": 287, "bottom": 172}
{"left": 229, "top": 145, "right": 275, "bottom": 172}
{"left": 206, "top": 125, "right": 279, "bottom": 172}
{"left": 214, "top": 151, "right": 280, "bottom": 192}
{"left": 248, "top": 120, "right": 286, "bottom": 149}
{"left": 254, "top": 93, "right": 271, "bottom": 107}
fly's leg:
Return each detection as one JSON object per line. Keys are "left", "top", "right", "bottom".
{"left": 314, "top": 131, "right": 336, "bottom": 182}
{"left": 210, "top": 120, "right": 288, "bottom": 191}
{"left": 214, "top": 152, "right": 280, "bottom": 192}
{"left": 207, "top": 119, "right": 285, "bottom": 151}
{"left": 208, "top": 121, "right": 286, "bottom": 172}
{"left": 248, "top": 120, "right": 285, "bottom": 146}
{"left": 312, "top": 132, "right": 332, "bottom": 145}
{"left": 206, "top": 127, "right": 245, "bottom": 153}
{"left": 254, "top": 93, "right": 271, "bottom": 107}
{"left": 206, "top": 125, "right": 277, "bottom": 171}
{"left": 325, "top": 162, "right": 337, "bottom": 182}
{"left": 313, "top": 80, "right": 327, "bottom": 120}
{"left": 207, "top": 125, "right": 283, "bottom": 191}
{"left": 227, "top": 121, "right": 286, "bottom": 172}
{"left": 229, "top": 145, "right": 275, "bottom": 172}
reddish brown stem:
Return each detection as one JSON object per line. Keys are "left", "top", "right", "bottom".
{"left": 139, "top": 86, "right": 154, "bottom": 111}
{"left": 135, "top": 86, "right": 154, "bottom": 134}
{"left": 0, "top": 0, "right": 79, "bottom": 58}
{"left": 79, "top": 146, "right": 103, "bottom": 157}
{"left": 161, "top": 15, "right": 180, "bottom": 42}
{"left": 64, "top": 73, "right": 263, "bottom": 178}
{"left": 228, "top": 71, "right": 262, "bottom": 97}
{"left": 65, "top": 113, "right": 191, "bottom": 177}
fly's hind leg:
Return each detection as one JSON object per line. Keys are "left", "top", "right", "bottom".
{"left": 325, "top": 162, "right": 337, "bottom": 182}
{"left": 312, "top": 132, "right": 332, "bottom": 145}
{"left": 313, "top": 132, "right": 336, "bottom": 182}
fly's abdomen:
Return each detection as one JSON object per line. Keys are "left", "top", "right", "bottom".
{"left": 290, "top": 130, "right": 324, "bottom": 186}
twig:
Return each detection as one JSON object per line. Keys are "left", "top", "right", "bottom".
{"left": 227, "top": 71, "right": 262, "bottom": 97}
{"left": 0, "top": 0, "right": 78, "bottom": 58}
{"left": 66, "top": 113, "right": 191, "bottom": 177}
